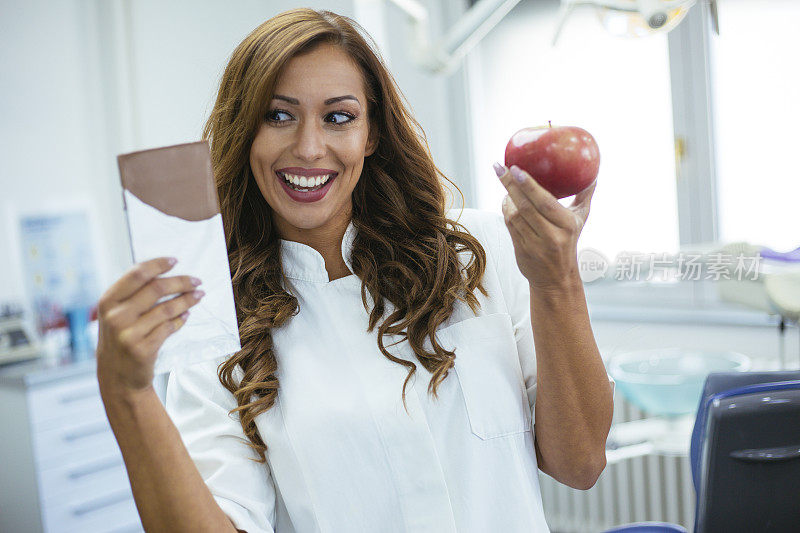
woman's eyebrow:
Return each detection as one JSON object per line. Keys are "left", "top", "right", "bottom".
{"left": 324, "top": 95, "right": 360, "bottom": 105}
{"left": 273, "top": 94, "right": 360, "bottom": 106}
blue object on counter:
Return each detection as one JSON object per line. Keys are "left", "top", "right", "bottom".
{"left": 608, "top": 348, "right": 751, "bottom": 416}
{"left": 64, "top": 306, "right": 93, "bottom": 361}
{"left": 759, "top": 245, "right": 800, "bottom": 262}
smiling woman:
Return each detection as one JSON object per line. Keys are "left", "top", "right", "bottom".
{"left": 95, "top": 6, "right": 612, "bottom": 533}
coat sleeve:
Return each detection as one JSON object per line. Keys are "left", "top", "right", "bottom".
{"left": 483, "top": 209, "right": 540, "bottom": 420}
{"left": 165, "top": 356, "right": 277, "bottom": 533}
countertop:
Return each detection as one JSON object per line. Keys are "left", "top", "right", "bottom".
{"left": 0, "top": 355, "right": 97, "bottom": 388}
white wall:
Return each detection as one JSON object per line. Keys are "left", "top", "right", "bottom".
{"left": 0, "top": 0, "right": 104, "bottom": 305}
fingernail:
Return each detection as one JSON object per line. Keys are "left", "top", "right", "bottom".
{"left": 167, "top": 257, "right": 178, "bottom": 266}
{"left": 180, "top": 311, "right": 190, "bottom": 321}
{"left": 493, "top": 162, "right": 506, "bottom": 177}
{"left": 190, "top": 277, "right": 202, "bottom": 286}
{"left": 193, "top": 290, "right": 205, "bottom": 300}
{"left": 510, "top": 166, "right": 526, "bottom": 183}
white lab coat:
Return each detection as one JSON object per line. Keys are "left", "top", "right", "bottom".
{"left": 165, "top": 207, "right": 611, "bottom": 532}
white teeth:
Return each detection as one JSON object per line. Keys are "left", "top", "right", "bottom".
{"left": 280, "top": 172, "right": 333, "bottom": 189}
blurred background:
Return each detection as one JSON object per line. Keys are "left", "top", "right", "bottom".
{"left": 1, "top": 0, "right": 799, "bottom": 532}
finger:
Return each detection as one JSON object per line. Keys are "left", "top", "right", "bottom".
{"left": 141, "top": 310, "right": 191, "bottom": 354}
{"left": 504, "top": 216, "right": 529, "bottom": 253}
{"left": 502, "top": 194, "right": 542, "bottom": 241}
{"left": 496, "top": 165, "right": 550, "bottom": 237}
{"left": 101, "top": 257, "right": 177, "bottom": 310}
{"left": 123, "top": 275, "right": 202, "bottom": 317}
{"left": 110, "top": 275, "right": 201, "bottom": 335}
{"left": 503, "top": 213, "right": 539, "bottom": 272}
{"left": 569, "top": 179, "right": 597, "bottom": 222}
{"left": 504, "top": 164, "right": 576, "bottom": 229}
{"left": 135, "top": 289, "right": 204, "bottom": 339}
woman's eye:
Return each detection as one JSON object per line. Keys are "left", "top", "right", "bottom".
{"left": 266, "top": 109, "right": 293, "bottom": 123}
{"left": 325, "top": 112, "right": 355, "bottom": 125}
{"left": 266, "top": 109, "right": 354, "bottom": 125}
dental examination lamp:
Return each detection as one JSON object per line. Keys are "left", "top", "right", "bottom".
{"left": 385, "top": 0, "right": 718, "bottom": 74}
{"left": 553, "top": 0, "right": 719, "bottom": 43}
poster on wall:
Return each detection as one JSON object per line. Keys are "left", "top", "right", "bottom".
{"left": 16, "top": 208, "right": 101, "bottom": 332}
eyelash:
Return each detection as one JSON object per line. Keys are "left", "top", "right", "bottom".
{"left": 266, "top": 108, "right": 356, "bottom": 126}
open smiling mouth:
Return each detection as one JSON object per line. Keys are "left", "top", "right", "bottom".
{"left": 276, "top": 171, "right": 338, "bottom": 192}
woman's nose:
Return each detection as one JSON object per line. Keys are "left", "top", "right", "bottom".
{"left": 293, "top": 121, "right": 326, "bottom": 162}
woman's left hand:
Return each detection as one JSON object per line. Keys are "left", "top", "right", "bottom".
{"left": 494, "top": 163, "right": 596, "bottom": 291}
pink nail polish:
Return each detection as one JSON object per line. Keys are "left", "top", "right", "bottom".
{"left": 493, "top": 162, "right": 506, "bottom": 177}
{"left": 510, "top": 166, "right": 526, "bottom": 183}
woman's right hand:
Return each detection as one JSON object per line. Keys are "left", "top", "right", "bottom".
{"left": 96, "top": 257, "right": 205, "bottom": 398}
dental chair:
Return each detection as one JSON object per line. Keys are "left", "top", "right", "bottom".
{"left": 603, "top": 371, "right": 800, "bottom": 533}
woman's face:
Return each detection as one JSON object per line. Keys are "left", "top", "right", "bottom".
{"left": 249, "top": 43, "right": 376, "bottom": 238}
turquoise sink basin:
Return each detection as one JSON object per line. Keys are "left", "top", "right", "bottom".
{"left": 608, "top": 349, "right": 752, "bottom": 416}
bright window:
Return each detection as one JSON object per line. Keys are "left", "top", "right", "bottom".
{"left": 469, "top": 0, "right": 679, "bottom": 259}
{"left": 712, "top": 0, "right": 800, "bottom": 252}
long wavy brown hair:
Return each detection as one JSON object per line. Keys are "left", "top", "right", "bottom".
{"left": 203, "top": 8, "right": 488, "bottom": 462}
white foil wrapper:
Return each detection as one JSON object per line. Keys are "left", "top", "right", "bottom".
{"left": 118, "top": 141, "right": 241, "bottom": 374}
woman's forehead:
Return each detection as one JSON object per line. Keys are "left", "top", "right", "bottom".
{"left": 273, "top": 44, "right": 366, "bottom": 104}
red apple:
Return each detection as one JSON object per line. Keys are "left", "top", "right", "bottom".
{"left": 504, "top": 124, "right": 600, "bottom": 199}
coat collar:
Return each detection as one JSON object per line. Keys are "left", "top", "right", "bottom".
{"left": 278, "top": 219, "right": 357, "bottom": 282}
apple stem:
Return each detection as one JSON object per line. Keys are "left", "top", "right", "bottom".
{"left": 548, "top": 120, "right": 552, "bottom": 128}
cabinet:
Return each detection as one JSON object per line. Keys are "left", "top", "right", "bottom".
{"left": 0, "top": 359, "right": 143, "bottom": 532}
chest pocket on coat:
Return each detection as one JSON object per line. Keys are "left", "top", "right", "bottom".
{"left": 438, "top": 312, "right": 532, "bottom": 440}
